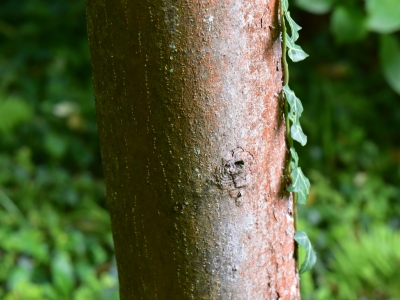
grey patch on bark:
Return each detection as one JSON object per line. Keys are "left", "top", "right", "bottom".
{"left": 216, "top": 148, "right": 254, "bottom": 206}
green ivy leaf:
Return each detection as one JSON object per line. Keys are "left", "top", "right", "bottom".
{"left": 287, "top": 165, "right": 310, "bottom": 204}
{"left": 291, "top": 124, "right": 307, "bottom": 146}
{"left": 288, "top": 46, "right": 309, "bottom": 62}
{"left": 379, "top": 34, "right": 400, "bottom": 95}
{"left": 282, "top": 0, "right": 289, "bottom": 12}
{"left": 366, "top": 0, "right": 400, "bottom": 33}
{"left": 285, "top": 34, "right": 308, "bottom": 62}
{"left": 285, "top": 11, "right": 302, "bottom": 42}
{"left": 283, "top": 85, "right": 303, "bottom": 123}
{"left": 290, "top": 147, "right": 299, "bottom": 166}
{"left": 285, "top": 11, "right": 301, "bottom": 42}
{"left": 294, "top": 231, "right": 317, "bottom": 274}
{"left": 283, "top": 85, "right": 307, "bottom": 145}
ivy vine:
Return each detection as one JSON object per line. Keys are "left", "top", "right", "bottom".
{"left": 280, "top": 0, "right": 316, "bottom": 274}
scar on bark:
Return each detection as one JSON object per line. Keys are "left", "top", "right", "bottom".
{"left": 216, "top": 148, "right": 254, "bottom": 206}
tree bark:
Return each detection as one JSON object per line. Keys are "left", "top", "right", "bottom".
{"left": 86, "top": 0, "right": 299, "bottom": 298}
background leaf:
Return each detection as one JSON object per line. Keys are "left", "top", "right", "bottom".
{"left": 0, "top": 96, "right": 32, "bottom": 132}
{"left": 366, "top": 0, "right": 400, "bottom": 33}
{"left": 295, "top": 0, "right": 333, "bottom": 14}
{"left": 51, "top": 252, "right": 74, "bottom": 296}
{"left": 379, "top": 34, "right": 400, "bottom": 95}
{"left": 330, "top": 6, "right": 368, "bottom": 44}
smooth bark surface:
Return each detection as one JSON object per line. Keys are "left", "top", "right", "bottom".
{"left": 86, "top": 0, "right": 299, "bottom": 298}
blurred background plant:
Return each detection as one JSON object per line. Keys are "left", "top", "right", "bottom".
{"left": 291, "top": 0, "right": 400, "bottom": 299}
{"left": 0, "top": 0, "right": 118, "bottom": 298}
{"left": 0, "top": 0, "right": 399, "bottom": 299}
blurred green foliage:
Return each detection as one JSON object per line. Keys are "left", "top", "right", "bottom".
{"left": 291, "top": 0, "right": 400, "bottom": 299}
{"left": 0, "top": 0, "right": 118, "bottom": 298}
{"left": 0, "top": 0, "right": 399, "bottom": 299}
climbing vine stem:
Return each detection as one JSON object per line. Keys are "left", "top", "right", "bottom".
{"left": 280, "top": 0, "right": 316, "bottom": 274}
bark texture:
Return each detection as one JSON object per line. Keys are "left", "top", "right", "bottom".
{"left": 86, "top": 0, "right": 299, "bottom": 298}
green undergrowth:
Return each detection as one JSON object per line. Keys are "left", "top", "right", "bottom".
{"left": 0, "top": 1, "right": 118, "bottom": 298}
{"left": 289, "top": 0, "right": 400, "bottom": 298}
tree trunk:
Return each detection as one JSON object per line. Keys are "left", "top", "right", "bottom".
{"left": 86, "top": 0, "right": 299, "bottom": 298}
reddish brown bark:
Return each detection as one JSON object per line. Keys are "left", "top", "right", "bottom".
{"left": 86, "top": 0, "right": 299, "bottom": 298}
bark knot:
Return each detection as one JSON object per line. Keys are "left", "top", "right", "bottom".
{"left": 216, "top": 148, "right": 253, "bottom": 205}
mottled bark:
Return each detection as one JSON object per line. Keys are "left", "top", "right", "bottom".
{"left": 86, "top": 0, "right": 299, "bottom": 298}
